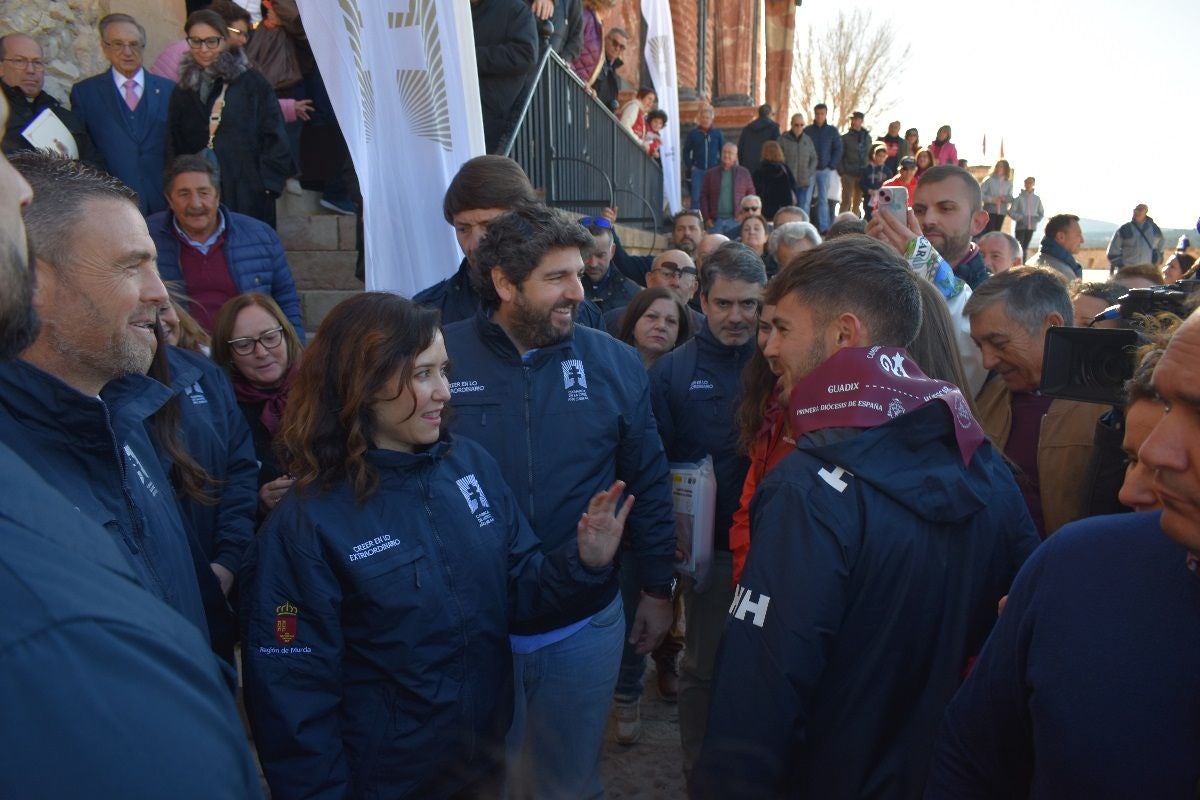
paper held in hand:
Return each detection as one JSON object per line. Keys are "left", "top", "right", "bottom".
{"left": 670, "top": 455, "right": 715, "bottom": 590}
{"left": 22, "top": 108, "right": 79, "bottom": 160}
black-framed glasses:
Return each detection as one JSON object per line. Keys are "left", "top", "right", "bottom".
{"left": 227, "top": 327, "right": 284, "bottom": 355}
{"left": 2, "top": 57, "right": 45, "bottom": 70}
{"left": 580, "top": 216, "right": 613, "bottom": 230}
{"left": 186, "top": 35, "right": 224, "bottom": 49}
{"left": 742, "top": 206, "right": 761, "bottom": 213}
{"left": 653, "top": 261, "right": 697, "bottom": 280}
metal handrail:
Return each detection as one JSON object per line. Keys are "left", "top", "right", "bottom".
{"left": 501, "top": 47, "right": 664, "bottom": 231}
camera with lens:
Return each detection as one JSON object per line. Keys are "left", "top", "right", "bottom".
{"left": 1040, "top": 279, "right": 1199, "bottom": 406}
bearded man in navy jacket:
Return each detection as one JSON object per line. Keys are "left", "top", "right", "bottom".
{"left": 442, "top": 204, "right": 677, "bottom": 798}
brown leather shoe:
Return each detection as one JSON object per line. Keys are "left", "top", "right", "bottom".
{"left": 655, "top": 658, "right": 679, "bottom": 702}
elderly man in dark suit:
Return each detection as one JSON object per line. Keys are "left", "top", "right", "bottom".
{"left": 70, "top": 13, "right": 174, "bottom": 215}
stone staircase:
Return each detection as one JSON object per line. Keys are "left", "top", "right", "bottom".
{"left": 274, "top": 190, "right": 363, "bottom": 336}
{"left": 274, "top": 192, "right": 665, "bottom": 338}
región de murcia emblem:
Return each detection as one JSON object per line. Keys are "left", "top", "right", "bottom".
{"left": 275, "top": 601, "right": 298, "bottom": 645}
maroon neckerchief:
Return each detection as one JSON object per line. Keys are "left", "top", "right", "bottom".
{"left": 787, "top": 346, "right": 985, "bottom": 465}
{"left": 232, "top": 363, "right": 297, "bottom": 438}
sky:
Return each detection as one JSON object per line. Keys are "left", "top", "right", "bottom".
{"left": 795, "top": 0, "right": 1200, "bottom": 230}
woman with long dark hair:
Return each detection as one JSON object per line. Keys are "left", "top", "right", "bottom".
{"left": 240, "top": 292, "right": 629, "bottom": 799}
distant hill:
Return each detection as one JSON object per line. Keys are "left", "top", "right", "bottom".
{"left": 1030, "top": 217, "right": 1192, "bottom": 251}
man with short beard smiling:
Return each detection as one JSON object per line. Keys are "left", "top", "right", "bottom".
{"left": 0, "top": 113, "right": 264, "bottom": 800}
{"left": 442, "top": 204, "right": 677, "bottom": 798}
{"left": 0, "top": 151, "right": 208, "bottom": 636}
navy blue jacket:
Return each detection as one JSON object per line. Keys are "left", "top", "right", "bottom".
{"left": 163, "top": 346, "right": 258, "bottom": 573}
{"left": 442, "top": 312, "right": 677, "bottom": 632}
{"left": 414, "top": 256, "right": 607, "bottom": 329}
{"left": 147, "top": 206, "right": 304, "bottom": 338}
{"left": 0, "top": 441, "right": 263, "bottom": 798}
{"left": 803, "top": 120, "right": 844, "bottom": 171}
{"left": 240, "top": 437, "right": 613, "bottom": 799}
{"left": 70, "top": 69, "right": 175, "bottom": 215}
{"left": 648, "top": 323, "right": 755, "bottom": 552}
{"left": 695, "top": 402, "right": 1039, "bottom": 799}
{"left": 682, "top": 125, "right": 726, "bottom": 172}
{"left": 0, "top": 360, "right": 209, "bottom": 637}
{"left": 927, "top": 511, "right": 1200, "bottom": 799}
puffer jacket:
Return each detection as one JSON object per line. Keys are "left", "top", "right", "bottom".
{"left": 147, "top": 206, "right": 304, "bottom": 338}
{"left": 240, "top": 436, "right": 612, "bottom": 799}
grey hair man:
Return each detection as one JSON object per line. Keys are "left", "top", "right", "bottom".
{"left": 966, "top": 266, "right": 1107, "bottom": 537}
{"left": 648, "top": 242, "right": 766, "bottom": 780}
{"left": 772, "top": 205, "right": 809, "bottom": 226}
{"left": 767, "top": 221, "right": 821, "bottom": 274}
{"left": 978, "top": 230, "right": 1024, "bottom": 274}
{"left": 69, "top": 13, "right": 175, "bottom": 214}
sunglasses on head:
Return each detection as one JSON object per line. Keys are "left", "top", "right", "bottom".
{"left": 580, "top": 216, "right": 613, "bottom": 230}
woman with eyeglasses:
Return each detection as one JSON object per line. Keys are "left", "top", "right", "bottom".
{"left": 211, "top": 292, "right": 302, "bottom": 515}
{"left": 240, "top": 292, "right": 629, "bottom": 799}
{"left": 166, "top": 9, "right": 291, "bottom": 227}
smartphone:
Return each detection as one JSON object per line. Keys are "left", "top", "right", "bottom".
{"left": 876, "top": 186, "right": 908, "bottom": 220}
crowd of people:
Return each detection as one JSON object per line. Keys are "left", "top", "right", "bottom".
{"left": 2, "top": 5, "right": 1200, "bottom": 800}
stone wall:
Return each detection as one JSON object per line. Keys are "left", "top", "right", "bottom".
{"left": 0, "top": 0, "right": 184, "bottom": 106}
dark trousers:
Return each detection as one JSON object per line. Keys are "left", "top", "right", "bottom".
{"left": 985, "top": 213, "right": 1006, "bottom": 233}
{"left": 1015, "top": 228, "right": 1034, "bottom": 258}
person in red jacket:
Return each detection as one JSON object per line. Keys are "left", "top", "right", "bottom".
{"left": 701, "top": 142, "right": 754, "bottom": 237}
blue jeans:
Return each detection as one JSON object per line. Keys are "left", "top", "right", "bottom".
{"left": 794, "top": 183, "right": 813, "bottom": 221}
{"left": 507, "top": 593, "right": 624, "bottom": 799}
{"left": 689, "top": 166, "right": 707, "bottom": 210}
{"left": 815, "top": 168, "right": 836, "bottom": 232}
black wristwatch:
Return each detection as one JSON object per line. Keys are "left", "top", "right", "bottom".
{"left": 642, "top": 576, "right": 678, "bottom": 602}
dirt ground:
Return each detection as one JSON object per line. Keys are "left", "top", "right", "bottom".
{"left": 599, "top": 660, "right": 688, "bottom": 799}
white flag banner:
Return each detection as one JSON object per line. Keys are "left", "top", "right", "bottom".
{"left": 641, "top": 0, "right": 681, "bottom": 215}
{"left": 297, "top": 0, "right": 485, "bottom": 296}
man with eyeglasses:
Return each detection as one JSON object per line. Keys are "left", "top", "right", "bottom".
{"left": 0, "top": 34, "right": 101, "bottom": 168}
{"left": 70, "top": 14, "right": 175, "bottom": 215}
{"left": 591, "top": 27, "right": 628, "bottom": 113}
{"left": 605, "top": 249, "right": 706, "bottom": 335}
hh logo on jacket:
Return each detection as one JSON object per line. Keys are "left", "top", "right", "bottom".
{"left": 456, "top": 473, "right": 495, "bottom": 527}
{"left": 561, "top": 359, "right": 589, "bottom": 402}
{"left": 729, "top": 584, "right": 771, "bottom": 628}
